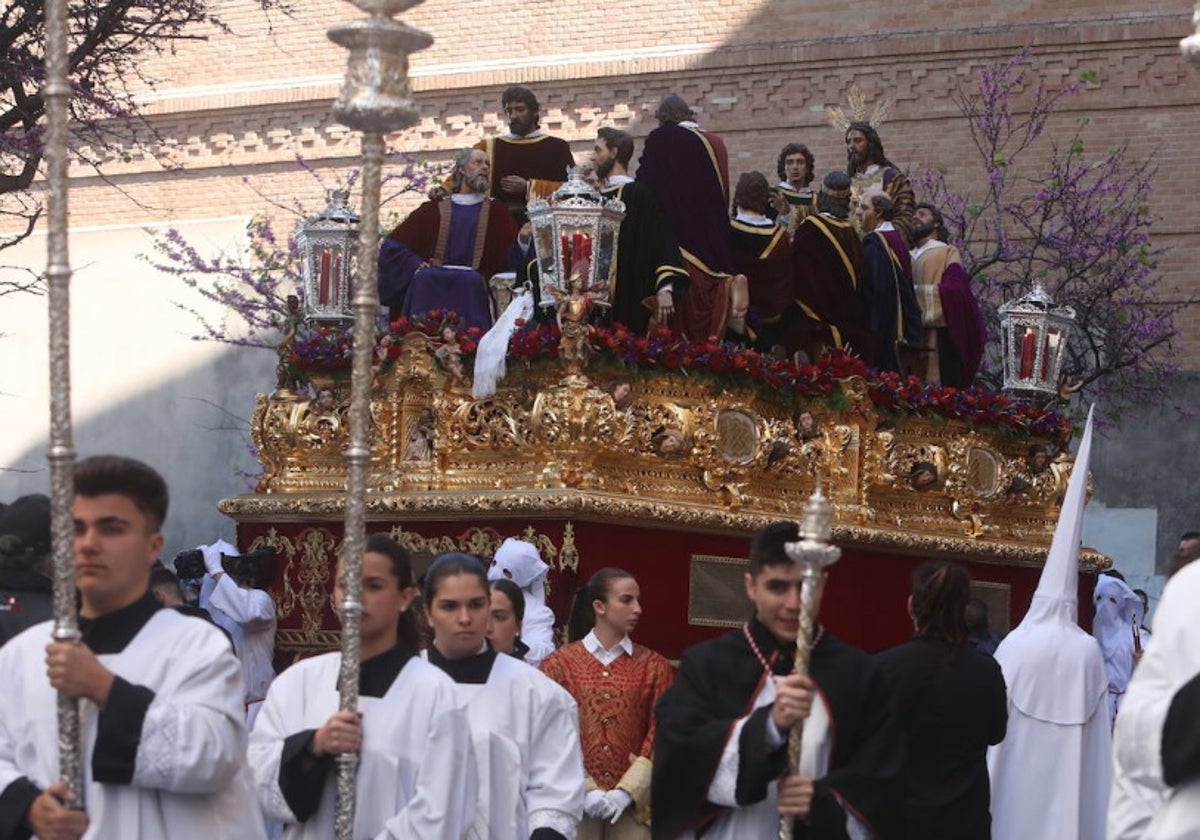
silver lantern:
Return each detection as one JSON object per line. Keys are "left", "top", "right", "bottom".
{"left": 998, "top": 280, "right": 1075, "bottom": 399}
{"left": 296, "top": 188, "right": 360, "bottom": 322}
{"left": 526, "top": 167, "right": 625, "bottom": 310}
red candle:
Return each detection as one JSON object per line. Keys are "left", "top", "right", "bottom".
{"left": 561, "top": 234, "right": 569, "bottom": 272}
{"left": 572, "top": 232, "right": 584, "bottom": 264}
{"left": 1018, "top": 330, "right": 1035, "bottom": 378}
{"left": 582, "top": 235, "right": 591, "bottom": 261}
{"left": 318, "top": 250, "right": 332, "bottom": 306}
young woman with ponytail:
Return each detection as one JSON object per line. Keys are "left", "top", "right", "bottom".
{"left": 875, "top": 561, "right": 1008, "bottom": 840}
{"left": 249, "top": 534, "right": 475, "bottom": 838}
{"left": 540, "top": 568, "right": 675, "bottom": 839}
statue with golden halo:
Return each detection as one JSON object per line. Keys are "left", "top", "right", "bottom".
{"left": 827, "top": 84, "right": 916, "bottom": 238}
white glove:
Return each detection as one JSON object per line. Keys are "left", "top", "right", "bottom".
{"left": 583, "top": 789, "right": 612, "bottom": 820}
{"left": 603, "top": 789, "right": 632, "bottom": 824}
{"left": 201, "top": 539, "right": 237, "bottom": 576}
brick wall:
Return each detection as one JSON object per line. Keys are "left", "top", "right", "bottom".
{"left": 11, "top": 1, "right": 1199, "bottom": 362}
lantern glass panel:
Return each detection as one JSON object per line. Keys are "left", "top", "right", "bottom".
{"left": 596, "top": 228, "right": 616, "bottom": 295}
{"left": 535, "top": 224, "right": 556, "bottom": 277}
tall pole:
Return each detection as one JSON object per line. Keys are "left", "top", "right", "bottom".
{"left": 42, "top": 0, "right": 83, "bottom": 804}
{"left": 327, "top": 3, "right": 430, "bottom": 837}
{"left": 778, "top": 484, "right": 840, "bottom": 840}
{"left": 42, "top": 0, "right": 84, "bottom": 801}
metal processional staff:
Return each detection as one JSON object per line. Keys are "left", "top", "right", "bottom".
{"left": 326, "top": 2, "right": 430, "bottom": 837}
{"left": 43, "top": 0, "right": 84, "bottom": 804}
{"left": 779, "top": 483, "right": 841, "bottom": 840}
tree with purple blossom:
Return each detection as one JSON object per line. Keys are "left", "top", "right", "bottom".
{"left": 0, "top": 0, "right": 289, "bottom": 295}
{"left": 145, "top": 153, "right": 444, "bottom": 353}
{"left": 914, "top": 48, "right": 1187, "bottom": 423}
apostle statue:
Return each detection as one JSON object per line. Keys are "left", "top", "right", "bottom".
{"left": 378, "top": 148, "right": 528, "bottom": 331}
{"left": 636, "top": 94, "right": 749, "bottom": 341}
{"left": 909, "top": 202, "right": 986, "bottom": 387}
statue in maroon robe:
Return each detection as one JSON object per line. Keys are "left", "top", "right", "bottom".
{"left": 474, "top": 85, "right": 576, "bottom": 224}
{"left": 636, "top": 95, "right": 748, "bottom": 341}
{"left": 789, "top": 172, "right": 870, "bottom": 363}
{"left": 378, "top": 149, "right": 524, "bottom": 331}
{"left": 729, "top": 171, "right": 793, "bottom": 354}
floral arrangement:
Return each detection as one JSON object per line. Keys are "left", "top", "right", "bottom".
{"left": 285, "top": 312, "right": 1071, "bottom": 442}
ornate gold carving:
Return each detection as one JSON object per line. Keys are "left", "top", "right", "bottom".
{"left": 236, "top": 339, "right": 1098, "bottom": 569}
{"left": 558, "top": 521, "right": 579, "bottom": 573}
{"left": 249, "top": 526, "right": 337, "bottom": 651}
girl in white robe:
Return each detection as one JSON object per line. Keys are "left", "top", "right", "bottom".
{"left": 249, "top": 534, "right": 475, "bottom": 839}
{"left": 422, "top": 552, "right": 586, "bottom": 840}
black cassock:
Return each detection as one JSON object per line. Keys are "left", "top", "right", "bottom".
{"left": 652, "top": 617, "right": 905, "bottom": 840}
{"left": 601, "top": 179, "right": 689, "bottom": 335}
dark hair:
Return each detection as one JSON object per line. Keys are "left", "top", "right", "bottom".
{"left": 0, "top": 494, "right": 51, "bottom": 573}
{"left": 777, "top": 143, "right": 815, "bottom": 186}
{"left": 733, "top": 171, "right": 770, "bottom": 215}
{"left": 914, "top": 201, "right": 945, "bottom": 240}
{"left": 501, "top": 85, "right": 539, "bottom": 116}
{"left": 365, "top": 533, "right": 422, "bottom": 651}
{"left": 423, "top": 552, "right": 489, "bottom": 603}
{"left": 749, "top": 521, "right": 799, "bottom": 576}
{"left": 910, "top": 562, "right": 970, "bottom": 646}
{"left": 845, "top": 121, "right": 895, "bottom": 172}
{"left": 816, "top": 171, "right": 852, "bottom": 218}
{"left": 567, "top": 567, "right": 635, "bottom": 642}
{"left": 865, "top": 191, "right": 895, "bottom": 221}
{"left": 597, "top": 127, "right": 634, "bottom": 167}
{"left": 654, "top": 94, "right": 694, "bottom": 125}
{"left": 74, "top": 455, "right": 169, "bottom": 532}
{"left": 149, "top": 566, "right": 183, "bottom": 602}
{"left": 1132, "top": 588, "right": 1149, "bottom": 606}
{"left": 490, "top": 578, "right": 526, "bottom": 623}
{"left": 1180, "top": 531, "right": 1200, "bottom": 543}
{"left": 1101, "top": 568, "right": 1127, "bottom": 582}
{"left": 1169, "top": 547, "right": 1199, "bottom": 579}
{"left": 366, "top": 533, "right": 415, "bottom": 588}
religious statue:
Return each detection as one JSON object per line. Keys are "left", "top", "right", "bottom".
{"left": 549, "top": 271, "right": 593, "bottom": 377}
{"left": 909, "top": 460, "right": 940, "bottom": 492}
{"left": 797, "top": 410, "right": 821, "bottom": 441}
{"left": 653, "top": 427, "right": 689, "bottom": 459}
{"left": 404, "top": 408, "right": 437, "bottom": 462}
{"left": 435, "top": 325, "right": 466, "bottom": 388}
{"left": 274, "top": 295, "right": 301, "bottom": 393}
{"left": 610, "top": 379, "right": 634, "bottom": 411}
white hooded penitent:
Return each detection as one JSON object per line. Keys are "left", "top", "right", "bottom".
{"left": 987, "top": 406, "right": 1111, "bottom": 840}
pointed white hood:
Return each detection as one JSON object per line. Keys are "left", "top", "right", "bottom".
{"left": 994, "top": 406, "right": 1108, "bottom": 724}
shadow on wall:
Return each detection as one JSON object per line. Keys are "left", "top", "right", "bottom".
{"left": 1089, "top": 373, "right": 1200, "bottom": 576}
{"left": 0, "top": 345, "right": 274, "bottom": 560}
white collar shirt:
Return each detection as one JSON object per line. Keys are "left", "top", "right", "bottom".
{"left": 582, "top": 629, "right": 633, "bottom": 666}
